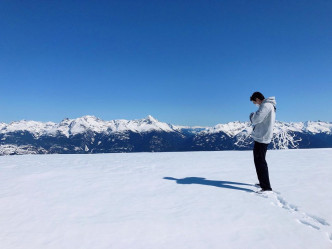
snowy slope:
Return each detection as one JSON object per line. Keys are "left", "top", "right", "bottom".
{"left": 0, "top": 149, "right": 332, "bottom": 249}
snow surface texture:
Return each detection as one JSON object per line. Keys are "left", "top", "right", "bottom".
{"left": 0, "top": 149, "right": 332, "bottom": 249}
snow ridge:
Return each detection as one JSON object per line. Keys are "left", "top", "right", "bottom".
{"left": 1, "top": 116, "right": 331, "bottom": 138}
{"left": 0, "top": 115, "right": 175, "bottom": 138}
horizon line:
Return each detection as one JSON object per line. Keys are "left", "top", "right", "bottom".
{"left": 1, "top": 114, "right": 331, "bottom": 127}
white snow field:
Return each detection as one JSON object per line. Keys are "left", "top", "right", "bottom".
{"left": 0, "top": 149, "right": 332, "bottom": 249}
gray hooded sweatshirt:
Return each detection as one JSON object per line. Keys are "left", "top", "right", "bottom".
{"left": 249, "top": 96, "right": 276, "bottom": 144}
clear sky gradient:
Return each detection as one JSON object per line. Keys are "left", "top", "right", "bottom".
{"left": 1, "top": 0, "right": 331, "bottom": 126}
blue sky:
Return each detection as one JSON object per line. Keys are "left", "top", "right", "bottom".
{"left": 1, "top": 0, "right": 331, "bottom": 126}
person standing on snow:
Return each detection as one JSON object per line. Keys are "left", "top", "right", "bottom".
{"left": 249, "top": 92, "right": 276, "bottom": 192}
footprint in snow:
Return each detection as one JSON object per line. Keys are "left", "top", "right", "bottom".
{"left": 252, "top": 185, "right": 331, "bottom": 242}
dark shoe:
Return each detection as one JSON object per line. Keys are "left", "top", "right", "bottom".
{"left": 254, "top": 183, "right": 260, "bottom": 187}
{"left": 261, "top": 188, "right": 272, "bottom": 191}
{"left": 256, "top": 188, "right": 272, "bottom": 193}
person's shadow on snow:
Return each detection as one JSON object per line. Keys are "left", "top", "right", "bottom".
{"left": 163, "top": 177, "right": 254, "bottom": 193}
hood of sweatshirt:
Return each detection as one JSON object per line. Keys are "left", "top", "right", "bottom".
{"left": 263, "top": 96, "right": 277, "bottom": 109}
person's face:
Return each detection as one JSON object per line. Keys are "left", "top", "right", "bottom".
{"left": 252, "top": 98, "right": 262, "bottom": 106}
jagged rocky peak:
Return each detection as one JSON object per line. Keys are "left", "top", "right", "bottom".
{"left": 61, "top": 115, "right": 100, "bottom": 123}
{"left": 60, "top": 116, "right": 102, "bottom": 127}
{"left": 79, "top": 115, "right": 100, "bottom": 121}
{"left": 144, "top": 115, "right": 159, "bottom": 123}
{"left": 60, "top": 117, "right": 72, "bottom": 125}
{"left": 71, "top": 115, "right": 102, "bottom": 124}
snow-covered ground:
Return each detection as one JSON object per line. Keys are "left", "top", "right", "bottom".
{"left": 0, "top": 149, "right": 332, "bottom": 249}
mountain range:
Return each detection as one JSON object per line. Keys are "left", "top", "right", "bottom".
{"left": 1, "top": 115, "right": 332, "bottom": 155}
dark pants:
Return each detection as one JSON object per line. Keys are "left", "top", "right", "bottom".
{"left": 253, "top": 141, "right": 272, "bottom": 190}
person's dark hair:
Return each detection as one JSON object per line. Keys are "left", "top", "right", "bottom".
{"left": 250, "top": 92, "right": 265, "bottom": 101}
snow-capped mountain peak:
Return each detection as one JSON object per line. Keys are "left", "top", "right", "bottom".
{"left": 304, "top": 121, "right": 332, "bottom": 134}
{"left": 55, "top": 115, "right": 108, "bottom": 136}
{"left": 0, "top": 116, "right": 332, "bottom": 155}
{"left": 1, "top": 116, "right": 331, "bottom": 138}
{"left": 1, "top": 116, "right": 332, "bottom": 155}
{"left": 145, "top": 115, "right": 158, "bottom": 123}
{"left": 0, "top": 120, "right": 56, "bottom": 138}
{"left": 204, "top": 121, "right": 251, "bottom": 137}
{"left": 121, "top": 115, "right": 173, "bottom": 133}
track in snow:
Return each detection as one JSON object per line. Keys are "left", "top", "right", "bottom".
{"left": 253, "top": 187, "right": 332, "bottom": 242}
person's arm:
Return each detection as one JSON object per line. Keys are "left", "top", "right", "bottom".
{"left": 250, "top": 104, "right": 270, "bottom": 125}
{"left": 249, "top": 112, "right": 254, "bottom": 122}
